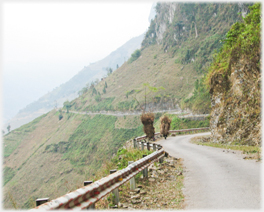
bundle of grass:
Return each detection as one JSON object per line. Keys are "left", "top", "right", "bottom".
{"left": 160, "top": 116, "right": 171, "bottom": 139}
{"left": 141, "top": 113, "right": 155, "bottom": 140}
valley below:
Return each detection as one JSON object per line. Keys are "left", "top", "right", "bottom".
{"left": 2, "top": 2, "right": 261, "bottom": 210}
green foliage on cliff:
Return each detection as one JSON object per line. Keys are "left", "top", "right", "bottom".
{"left": 206, "top": 3, "right": 261, "bottom": 85}
{"left": 142, "top": 3, "right": 251, "bottom": 74}
{"left": 128, "top": 49, "right": 141, "bottom": 64}
{"left": 180, "top": 76, "right": 211, "bottom": 114}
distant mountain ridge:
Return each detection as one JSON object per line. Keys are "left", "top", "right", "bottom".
{"left": 5, "top": 33, "right": 145, "bottom": 131}
{"left": 3, "top": 2, "right": 253, "bottom": 209}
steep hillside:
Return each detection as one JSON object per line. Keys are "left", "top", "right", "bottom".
{"left": 3, "top": 2, "right": 253, "bottom": 210}
{"left": 3, "top": 111, "right": 144, "bottom": 209}
{"left": 207, "top": 3, "right": 261, "bottom": 146}
{"left": 5, "top": 34, "right": 144, "bottom": 131}
{"left": 69, "top": 2, "right": 251, "bottom": 114}
{"left": 3, "top": 109, "right": 209, "bottom": 209}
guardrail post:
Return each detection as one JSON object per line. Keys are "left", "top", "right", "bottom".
{"left": 147, "top": 142, "right": 150, "bottom": 151}
{"left": 36, "top": 198, "right": 49, "bottom": 207}
{"left": 133, "top": 139, "right": 137, "bottom": 149}
{"left": 159, "top": 157, "right": 164, "bottom": 163}
{"left": 128, "top": 161, "right": 136, "bottom": 190}
{"left": 157, "top": 145, "right": 162, "bottom": 150}
{"left": 110, "top": 169, "right": 119, "bottom": 205}
{"left": 84, "top": 181, "right": 95, "bottom": 209}
{"left": 142, "top": 155, "right": 148, "bottom": 178}
{"left": 159, "top": 151, "right": 164, "bottom": 163}
{"left": 153, "top": 143, "right": 156, "bottom": 151}
{"left": 141, "top": 142, "right": 144, "bottom": 150}
{"left": 84, "top": 181, "right": 93, "bottom": 186}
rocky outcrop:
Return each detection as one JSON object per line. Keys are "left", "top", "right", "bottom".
{"left": 210, "top": 56, "right": 261, "bottom": 146}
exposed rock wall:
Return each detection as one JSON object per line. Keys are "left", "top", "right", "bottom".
{"left": 210, "top": 56, "right": 261, "bottom": 146}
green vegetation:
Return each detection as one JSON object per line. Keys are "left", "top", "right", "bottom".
{"left": 45, "top": 141, "right": 70, "bottom": 153}
{"left": 5, "top": 3, "right": 257, "bottom": 209}
{"left": 94, "top": 94, "right": 102, "bottom": 102}
{"left": 62, "top": 114, "right": 144, "bottom": 171}
{"left": 134, "top": 83, "right": 165, "bottom": 111}
{"left": 206, "top": 3, "right": 260, "bottom": 85}
{"left": 63, "top": 100, "right": 72, "bottom": 113}
{"left": 153, "top": 113, "right": 209, "bottom": 132}
{"left": 106, "top": 148, "right": 152, "bottom": 176}
{"left": 3, "top": 113, "right": 47, "bottom": 158}
{"left": 59, "top": 114, "right": 63, "bottom": 120}
{"left": 180, "top": 76, "right": 211, "bottom": 114}
{"left": 191, "top": 136, "right": 262, "bottom": 161}
{"left": 143, "top": 3, "right": 250, "bottom": 73}
{"left": 106, "top": 67, "right": 113, "bottom": 76}
{"left": 84, "top": 97, "right": 115, "bottom": 112}
{"left": 170, "top": 116, "right": 209, "bottom": 130}
{"left": 3, "top": 167, "right": 16, "bottom": 186}
{"left": 116, "top": 100, "right": 138, "bottom": 111}
{"left": 128, "top": 49, "right": 141, "bottom": 64}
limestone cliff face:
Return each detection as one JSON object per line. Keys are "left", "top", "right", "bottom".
{"left": 210, "top": 56, "right": 261, "bottom": 146}
{"left": 155, "top": 3, "right": 177, "bottom": 44}
{"left": 141, "top": 2, "right": 251, "bottom": 70}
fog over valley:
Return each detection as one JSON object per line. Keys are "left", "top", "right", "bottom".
{"left": 2, "top": 1, "right": 155, "bottom": 126}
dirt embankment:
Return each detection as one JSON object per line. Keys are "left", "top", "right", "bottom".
{"left": 97, "top": 155, "right": 185, "bottom": 210}
{"left": 210, "top": 56, "right": 261, "bottom": 146}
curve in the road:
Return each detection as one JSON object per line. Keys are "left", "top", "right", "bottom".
{"left": 157, "top": 133, "right": 261, "bottom": 210}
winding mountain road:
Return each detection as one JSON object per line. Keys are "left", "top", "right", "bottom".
{"left": 64, "top": 109, "right": 209, "bottom": 119}
{"left": 157, "top": 132, "right": 262, "bottom": 210}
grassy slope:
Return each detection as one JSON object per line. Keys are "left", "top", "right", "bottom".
{"left": 4, "top": 3, "right": 248, "bottom": 209}
{"left": 3, "top": 111, "right": 146, "bottom": 209}
{"left": 72, "top": 44, "right": 201, "bottom": 112}
{"left": 3, "top": 108, "right": 209, "bottom": 209}
{"left": 3, "top": 111, "right": 83, "bottom": 208}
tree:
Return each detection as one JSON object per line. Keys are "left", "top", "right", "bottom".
{"left": 95, "top": 94, "right": 101, "bottom": 102}
{"left": 59, "top": 114, "right": 63, "bottom": 120}
{"left": 92, "top": 87, "right": 97, "bottom": 96}
{"left": 103, "top": 86, "right": 106, "bottom": 94}
{"left": 59, "top": 109, "right": 63, "bottom": 120}
{"left": 128, "top": 49, "right": 141, "bottom": 64}
{"left": 116, "top": 64, "right": 119, "bottom": 69}
{"left": 105, "top": 81, "right": 108, "bottom": 88}
{"left": 7, "top": 124, "right": 11, "bottom": 133}
{"left": 63, "top": 100, "right": 71, "bottom": 113}
{"left": 142, "top": 83, "right": 165, "bottom": 111}
{"left": 95, "top": 78, "right": 99, "bottom": 85}
{"left": 107, "top": 67, "right": 113, "bottom": 76}
{"left": 133, "top": 83, "right": 165, "bottom": 112}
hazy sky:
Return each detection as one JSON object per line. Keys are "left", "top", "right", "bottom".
{"left": 1, "top": 1, "right": 154, "bottom": 121}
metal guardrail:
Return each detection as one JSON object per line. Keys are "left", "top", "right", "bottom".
{"left": 31, "top": 149, "right": 165, "bottom": 210}
{"left": 32, "top": 127, "right": 209, "bottom": 210}
{"left": 136, "top": 127, "right": 210, "bottom": 142}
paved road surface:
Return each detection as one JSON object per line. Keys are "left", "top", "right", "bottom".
{"left": 157, "top": 132, "right": 262, "bottom": 210}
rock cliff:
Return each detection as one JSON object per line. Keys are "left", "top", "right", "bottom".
{"left": 208, "top": 3, "right": 261, "bottom": 146}
{"left": 210, "top": 56, "right": 261, "bottom": 145}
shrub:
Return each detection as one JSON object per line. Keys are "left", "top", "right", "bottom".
{"left": 128, "top": 49, "right": 141, "bottom": 64}
{"left": 59, "top": 114, "right": 63, "bottom": 120}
